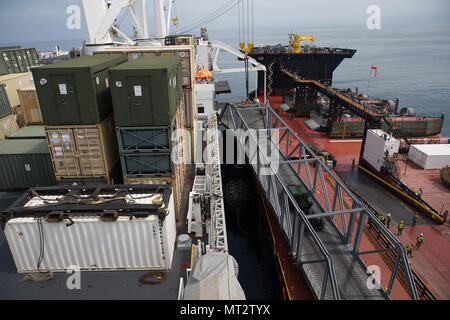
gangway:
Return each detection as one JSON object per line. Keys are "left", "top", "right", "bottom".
{"left": 280, "top": 68, "right": 380, "bottom": 120}
{"left": 219, "top": 103, "right": 419, "bottom": 300}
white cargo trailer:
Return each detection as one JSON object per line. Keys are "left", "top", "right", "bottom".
{"left": 2, "top": 185, "right": 176, "bottom": 273}
{"left": 408, "top": 144, "right": 450, "bottom": 169}
{"left": 362, "top": 129, "right": 400, "bottom": 172}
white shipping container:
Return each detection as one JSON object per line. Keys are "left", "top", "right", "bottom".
{"left": 362, "top": 129, "right": 400, "bottom": 172}
{"left": 4, "top": 193, "right": 176, "bottom": 273}
{"left": 196, "top": 83, "right": 216, "bottom": 120}
{"left": 408, "top": 144, "right": 450, "bottom": 169}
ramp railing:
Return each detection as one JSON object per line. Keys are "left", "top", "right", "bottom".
{"left": 219, "top": 103, "right": 419, "bottom": 300}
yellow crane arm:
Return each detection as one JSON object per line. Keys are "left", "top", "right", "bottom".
{"left": 291, "top": 34, "right": 315, "bottom": 53}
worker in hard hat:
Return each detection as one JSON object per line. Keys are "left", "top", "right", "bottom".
{"left": 407, "top": 244, "right": 413, "bottom": 258}
{"left": 378, "top": 213, "right": 383, "bottom": 223}
{"left": 385, "top": 214, "right": 391, "bottom": 228}
{"left": 398, "top": 220, "right": 404, "bottom": 236}
{"left": 416, "top": 233, "right": 424, "bottom": 249}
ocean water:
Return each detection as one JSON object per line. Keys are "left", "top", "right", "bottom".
{"left": 209, "top": 23, "right": 450, "bottom": 137}
{"left": 4, "top": 23, "right": 449, "bottom": 136}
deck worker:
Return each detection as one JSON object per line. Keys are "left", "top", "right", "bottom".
{"left": 398, "top": 220, "right": 404, "bottom": 236}
{"left": 417, "top": 188, "right": 423, "bottom": 197}
{"left": 386, "top": 214, "right": 391, "bottom": 228}
{"left": 378, "top": 213, "right": 384, "bottom": 224}
{"left": 407, "top": 244, "right": 413, "bottom": 258}
{"left": 412, "top": 212, "right": 419, "bottom": 226}
{"left": 416, "top": 233, "right": 423, "bottom": 249}
{"left": 443, "top": 210, "right": 448, "bottom": 223}
{"left": 351, "top": 158, "right": 355, "bottom": 171}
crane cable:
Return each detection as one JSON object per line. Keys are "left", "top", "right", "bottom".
{"left": 237, "top": 0, "right": 241, "bottom": 44}
{"left": 179, "top": 0, "right": 238, "bottom": 34}
{"left": 246, "top": 0, "right": 249, "bottom": 45}
{"left": 179, "top": 2, "right": 237, "bottom": 34}
{"left": 251, "top": 0, "right": 254, "bottom": 44}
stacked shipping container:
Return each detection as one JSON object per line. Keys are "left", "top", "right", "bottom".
{"left": 0, "top": 47, "right": 39, "bottom": 74}
{"left": 0, "top": 83, "right": 19, "bottom": 139}
{"left": 94, "top": 45, "right": 197, "bottom": 162}
{"left": 109, "top": 56, "right": 187, "bottom": 219}
{"left": 0, "top": 46, "right": 47, "bottom": 190}
{"left": 32, "top": 54, "right": 128, "bottom": 185}
{"left": 17, "top": 86, "right": 43, "bottom": 125}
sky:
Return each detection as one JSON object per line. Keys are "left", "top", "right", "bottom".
{"left": 0, "top": 0, "right": 449, "bottom": 43}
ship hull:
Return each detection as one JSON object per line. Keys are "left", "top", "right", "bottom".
{"left": 250, "top": 50, "right": 356, "bottom": 89}
{"left": 324, "top": 116, "right": 445, "bottom": 139}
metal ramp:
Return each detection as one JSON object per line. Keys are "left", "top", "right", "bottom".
{"left": 219, "top": 103, "right": 419, "bottom": 300}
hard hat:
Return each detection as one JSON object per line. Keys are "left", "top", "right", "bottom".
{"left": 387, "top": 214, "right": 391, "bottom": 216}
{"left": 401, "top": 220, "right": 403, "bottom": 223}
{"left": 420, "top": 233, "right": 423, "bottom": 236}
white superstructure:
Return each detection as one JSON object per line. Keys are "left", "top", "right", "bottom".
{"left": 362, "top": 129, "right": 400, "bottom": 172}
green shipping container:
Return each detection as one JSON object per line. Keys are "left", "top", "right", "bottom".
{"left": 5, "top": 125, "right": 46, "bottom": 140}
{"left": 32, "top": 54, "right": 127, "bottom": 125}
{"left": 15, "top": 49, "right": 30, "bottom": 72}
{"left": 0, "top": 58, "right": 8, "bottom": 76}
{"left": 26, "top": 48, "right": 39, "bottom": 66}
{"left": 109, "top": 56, "right": 182, "bottom": 126}
{"left": 0, "top": 139, "right": 56, "bottom": 190}
{"left": 0, "top": 46, "right": 21, "bottom": 51}
{"left": 2, "top": 50, "right": 20, "bottom": 73}
{"left": 0, "top": 84, "right": 12, "bottom": 119}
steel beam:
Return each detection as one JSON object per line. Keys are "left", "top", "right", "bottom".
{"left": 305, "top": 207, "right": 363, "bottom": 220}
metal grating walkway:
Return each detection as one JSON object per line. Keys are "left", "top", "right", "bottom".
{"left": 219, "top": 104, "right": 419, "bottom": 300}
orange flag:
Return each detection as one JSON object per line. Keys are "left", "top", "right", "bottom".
{"left": 371, "top": 65, "right": 378, "bottom": 77}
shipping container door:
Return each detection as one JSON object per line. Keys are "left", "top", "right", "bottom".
{"left": 50, "top": 74, "right": 81, "bottom": 124}
{"left": 26, "top": 49, "right": 38, "bottom": 66}
{"left": 3, "top": 51, "right": 19, "bottom": 73}
{"left": 126, "top": 76, "right": 153, "bottom": 125}
{"left": 46, "top": 128, "right": 81, "bottom": 176}
{"left": 73, "top": 127, "right": 106, "bottom": 176}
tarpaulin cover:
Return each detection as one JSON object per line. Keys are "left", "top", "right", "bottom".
{"left": 183, "top": 252, "right": 246, "bottom": 300}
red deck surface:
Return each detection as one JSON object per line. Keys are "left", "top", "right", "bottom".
{"left": 264, "top": 95, "right": 450, "bottom": 299}
{"left": 396, "top": 160, "right": 449, "bottom": 216}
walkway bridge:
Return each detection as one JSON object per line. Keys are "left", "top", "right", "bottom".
{"left": 280, "top": 68, "right": 380, "bottom": 121}
{"left": 219, "top": 103, "right": 419, "bottom": 300}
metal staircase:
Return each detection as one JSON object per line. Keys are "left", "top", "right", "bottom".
{"left": 267, "top": 60, "right": 275, "bottom": 97}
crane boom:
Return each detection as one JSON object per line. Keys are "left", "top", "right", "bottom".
{"left": 290, "top": 34, "right": 315, "bottom": 53}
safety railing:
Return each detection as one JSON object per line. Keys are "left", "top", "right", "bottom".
{"left": 219, "top": 103, "right": 420, "bottom": 300}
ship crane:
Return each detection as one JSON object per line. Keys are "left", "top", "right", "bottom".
{"left": 79, "top": 0, "right": 172, "bottom": 55}
{"left": 290, "top": 34, "right": 315, "bottom": 53}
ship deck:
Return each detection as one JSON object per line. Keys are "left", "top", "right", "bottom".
{"left": 266, "top": 95, "right": 450, "bottom": 299}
